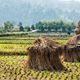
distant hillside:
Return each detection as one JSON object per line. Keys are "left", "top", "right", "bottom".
{"left": 0, "top": 0, "right": 80, "bottom": 25}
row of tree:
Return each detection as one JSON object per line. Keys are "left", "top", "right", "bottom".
{"left": 35, "top": 20, "right": 75, "bottom": 33}
{"left": 0, "top": 21, "right": 27, "bottom": 32}
{"left": 0, "top": 20, "right": 76, "bottom": 33}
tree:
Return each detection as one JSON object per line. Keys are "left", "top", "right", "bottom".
{"left": 18, "top": 22, "right": 24, "bottom": 32}
{"left": 35, "top": 20, "right": 75, "bottom": 33}
{"left": 0, "top": 26, "right": 4, "bottom": 33}
{"left": 27, "top": 27, "right": 31, "bottom": 31}
{"left": 31, "top": 25, "right": 35, "bottom": 30}
{"left": 24, "top": 26, "right": 31, "bottom": 32}
{"left": 36, "top": 21, "right": 45, "bottom": 32}
{"left": 4, "top": 21, "right": 14, "bottom": 32}
{"left": 47, "top": 25, "right": 51, "bottom": 32}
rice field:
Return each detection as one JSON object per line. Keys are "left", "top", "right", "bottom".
{"left": 0, "top": 35, "right": 80, "bottom": 80}
{"left": 0, "top": 56, "right": 80, "bottom": 80}
{"left": 0, "top": 36, "right": 68, "bottom": 55}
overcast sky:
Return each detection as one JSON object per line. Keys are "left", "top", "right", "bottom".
{"left": 0, "top": 0, "right": 80, "bottom": 25}
{"left": 0, "top": 0, "right": 80, "bottom": 7}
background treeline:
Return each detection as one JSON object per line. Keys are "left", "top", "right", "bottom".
{"left": 35, "top": 20, "right": 75, "bottom": 33}
{"left": 0, "top": 20, "right": 76, "bottom": 34}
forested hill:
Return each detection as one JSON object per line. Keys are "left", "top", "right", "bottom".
{"left": 0, "top": 0, "right": 80, "bottom": 25}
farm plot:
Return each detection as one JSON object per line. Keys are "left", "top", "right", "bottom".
{"left": 0, "top": 36, "right": 80, "bottom": 80}
{"left": 0, "top": 56, "right": 80, "bottom": 80}
{"left": 0, "top": 36, "right": 67, "bottom": 55}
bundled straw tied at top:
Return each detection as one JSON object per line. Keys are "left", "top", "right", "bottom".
{"left": 26, "top": 36, "right": 64, "bottom": 70}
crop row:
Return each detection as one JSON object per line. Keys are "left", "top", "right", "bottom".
{"left": 0, "top": 39, "right": 67, "bottom": 44}
{"left": 0, "top": 38, "right": 68, "bottom": 55}
{"left": 0, "top": 44, "right": 31, "bottom": 55}
{"left": 0, "top": 40, "right": 34, "bottom": 44}
{"left": 0, "top": 35, "right": 70, "bottom": 40}
{"left": 0, "top": 56, "right": 80, "bottom": 80}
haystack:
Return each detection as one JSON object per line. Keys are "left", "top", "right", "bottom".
{"left": 75, "top": 21, "right": 80, "bottom": 34}
{"left": 63, "top": 34, "right": 80, "bottom": 62}
{"left": 27, "top": 36, "right": 64, "bottom": 70}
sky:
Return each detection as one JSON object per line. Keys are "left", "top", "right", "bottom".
{"left": 0, "top": 0, "right": 80, "bottom": 26}
{"left": 0, "top": 0, "right": 79, "bottom": 8}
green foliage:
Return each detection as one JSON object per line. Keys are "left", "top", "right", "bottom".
{"left": 4, "top": 21, "right": 14, "bottom": 32}
{"left": 35, "top": 20, "right": 75, "bottom": 33}
{"left": 31, "top": 24, "right": 35, "bottom": 30}
{"left": 0, "top": 20, "right": 76, "bottom": 33}
{"left": 18, "top": 22, "right": 24, "bottom": 32}
{"left": 36, "top": 21, "right": 45, "bottom": 32}
{"left": 24, "top": 26, "right": 31, "bottom": 31}
{"left": 0, "top": 26, "right": 4, "bottom": 33}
